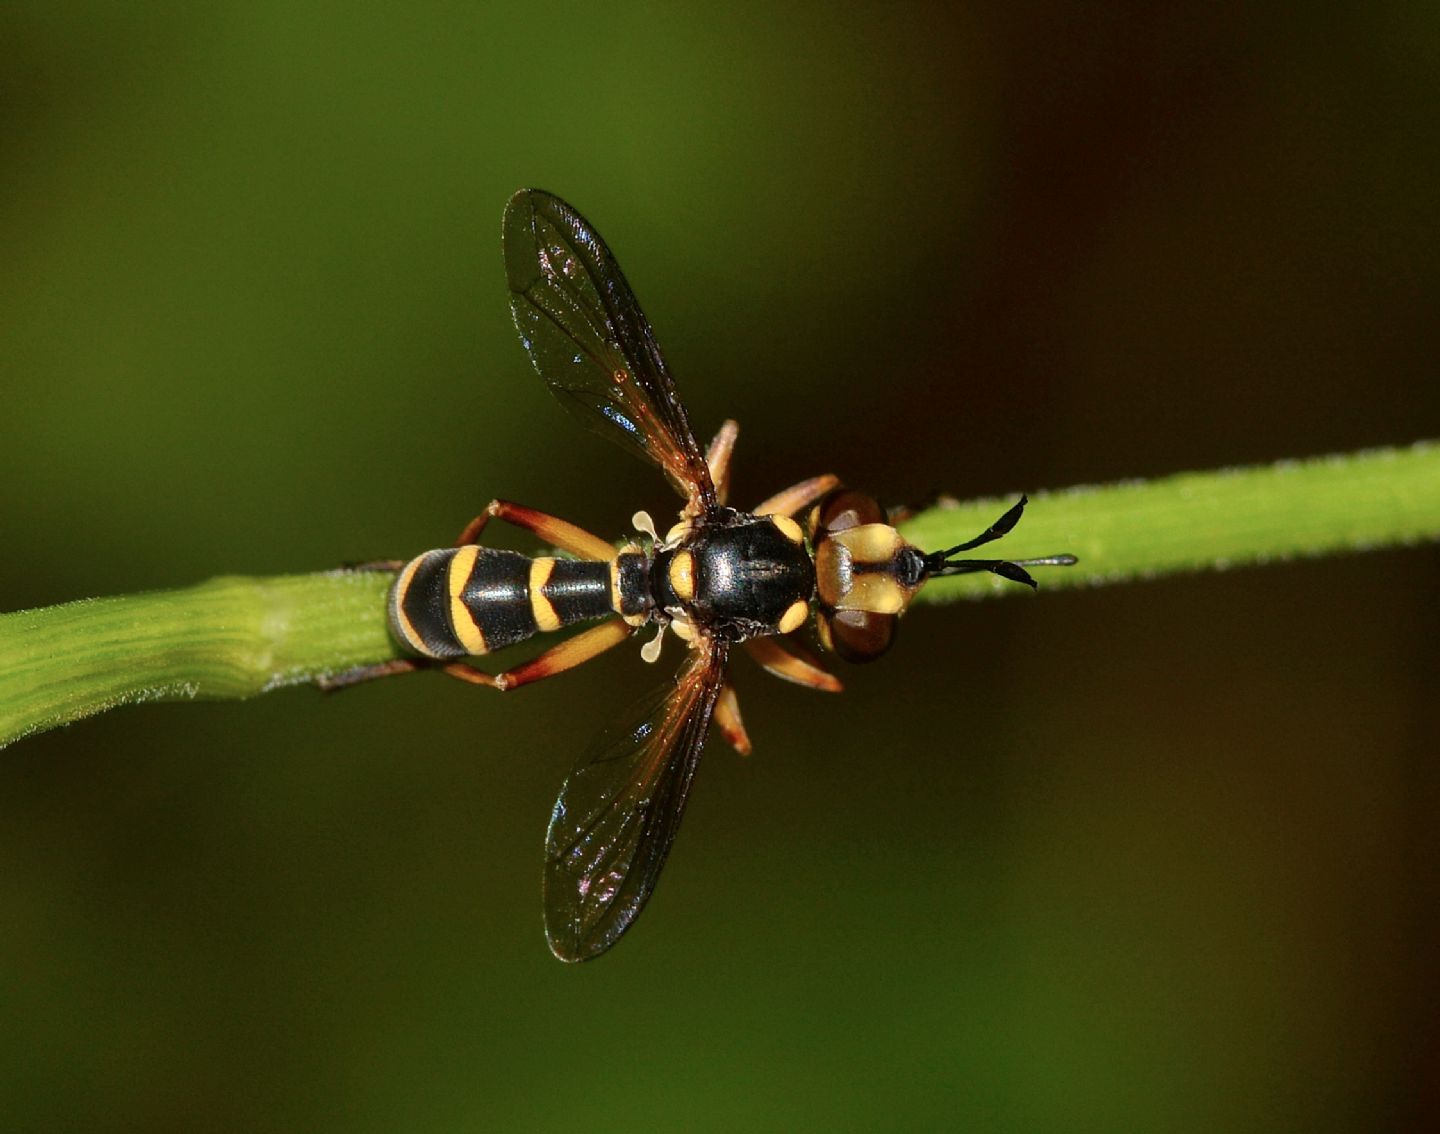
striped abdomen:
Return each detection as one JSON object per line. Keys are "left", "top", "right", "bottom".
{"left": 388, "top": 547, "right": 630, "bottom": 660}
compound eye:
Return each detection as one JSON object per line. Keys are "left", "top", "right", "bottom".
{"left": 819, "top": 608, "right": 896, "bottom": 663}
{"left": 815, "top": 489, "right": 886, "bottom": 535}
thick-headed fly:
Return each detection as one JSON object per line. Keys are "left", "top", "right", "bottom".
{"left": 334, "top": 190, "right": 1076, "bottom": 961}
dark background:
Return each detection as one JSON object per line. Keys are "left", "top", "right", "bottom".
{"left": 3, "top": 5, "right": 1437, "bottom": 1130}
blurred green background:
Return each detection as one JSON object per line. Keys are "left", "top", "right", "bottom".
{"left": 3, "top": 4, "right": 1438, "bottom": 1130}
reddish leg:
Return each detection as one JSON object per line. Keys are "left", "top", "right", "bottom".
{"left": 453, "top": 499, "right": 616, "bottom": 562}
{"left": 744, "top": 635, "right": 842, "bottom": 693}
{"left": 705, "top": 420, "right": 740, "bottom": 506}
{"left": 752, "top": 474, "right": 840, "bottom": 519}
{"left": 315, "top": 657, "right": 427, "bottom": 691}
{"left": 713, "top": 681, "right": 752, "bottom": 755}
{"left": 440, "top": 619, "right": 635, "bottom": 692}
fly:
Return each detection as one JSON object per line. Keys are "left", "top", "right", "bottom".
{"left": 331, "top": 190, "right": 1076, "bottom": 961}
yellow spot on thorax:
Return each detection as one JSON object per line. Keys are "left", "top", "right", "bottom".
{"left": 668, "top": 550, "right": 696, "bottom": 603}
{"left": 768, "top": 514, "right": 805, "bottom": 544}
{"left": 777, "top": 598, "right": 809, "bottom": 634}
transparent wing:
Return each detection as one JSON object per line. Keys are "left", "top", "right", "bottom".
{"left": 543, "top": 638, "right": 730, "bottom": 962}
{"left": 503, "top": 188, "right": 716, "bottom": 514}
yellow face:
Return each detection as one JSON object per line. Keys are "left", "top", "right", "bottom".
{"left": 811, "top": 522, "right": 927, "bottom": 663}
{"left": 814, "top": 523, "right": 925, "bottom": 615}
{"left": 808, "top": 487, "right": 1073, "bottom": 664}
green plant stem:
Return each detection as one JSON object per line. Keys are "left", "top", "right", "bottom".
{"left": 3, "top": 443, "right": 1437, "bottom": 747}
{"left": 0, "top": 572, "right": 393, "bottom": 747}
{"left": 905, "top": 442, "right": 1440, "bottom": 601}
